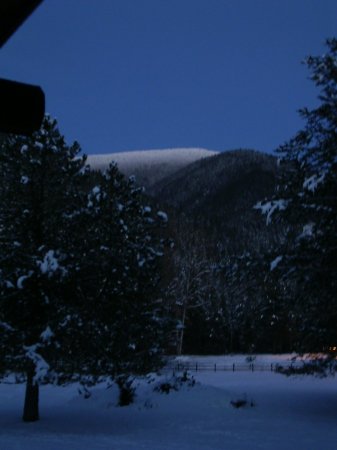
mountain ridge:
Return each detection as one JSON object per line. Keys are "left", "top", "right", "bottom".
{"left": 87, "top": 147, "right": 280, "bottom": 254}
{"left": 86, "top": 148, "right": 219, "bottom": 188}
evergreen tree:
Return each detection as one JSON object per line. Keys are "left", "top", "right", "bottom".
{"left": 0, "top": 116, "right": 87, "bottom": 420}
{"left": 256, "top": 38, "right": 337, "bottom": 356}
{"left": 71, "top": 163, "right": 169, "bottom": 378}
{"left": 0, "top": 117, "right": 169, "bottom": 421}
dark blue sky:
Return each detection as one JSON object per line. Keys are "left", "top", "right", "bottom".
{"left": 1, "top": 0, "right": 336, "bottom": 155}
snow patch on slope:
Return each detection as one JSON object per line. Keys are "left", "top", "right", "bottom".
{"left": 86, "top": 148, "right": 219, "bottom": 187}
{"left": 87, "top": 148, "right": 218, "bottom": 171}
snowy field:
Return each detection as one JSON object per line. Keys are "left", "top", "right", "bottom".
{"left": 1, "top": 355, "right": 337, "bottom": 450}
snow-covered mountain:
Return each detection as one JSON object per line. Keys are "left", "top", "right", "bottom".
{"left": 86, "top": 148, "right": 218, "bottom": 187}
{"left": 87, "top": 148, "right": 280, "bottom": 254}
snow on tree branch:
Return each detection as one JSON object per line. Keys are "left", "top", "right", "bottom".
{"left": 40, "top": 326, "right": 54, "bottom": 344}
{"left": 297, "top": 223, "right": 315, "bottom": 240}
{"left": 0, "top": 321, "right": 14, "bottom": 332}
{"left": 254, "top": 199, "right": 289, "bottom": 225}
{"left": 37, "top": 250, "right": 60, "bottom": 276}
{"left": 17, "top": 271, "right": 34, "bottom": 289}
{"left": 157, "top": 211, "right": 168, "bottom": 222}
{"left": 270, "top": 256, "right": 283, "bottom": 271}
{"left": 303, "top": 172, "right": 326, "bottom": 192}
{"left": 24, "top": 345, "right": 50, "bottom": 384}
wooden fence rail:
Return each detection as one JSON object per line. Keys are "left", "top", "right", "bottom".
{"left": 164, "top": 361, "right": 300, "bottom": 373}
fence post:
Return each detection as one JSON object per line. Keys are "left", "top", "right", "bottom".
{"left": 251, "top": 363, "right": 254, "bottom": 372}
{"left": 214, "top": 363, "right": 217, "bottom": 372}
{"left": 196, "top": 362, "right": 198, "bottom": 372}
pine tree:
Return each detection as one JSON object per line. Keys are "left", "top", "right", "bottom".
{"left": 0, "top": 116, "right": 87, "bottom": 420}
{"left": 256, "top": 38, "right": 337, "bottom": 357}
{"left": 71, "top": 163, "right": 169, "bottom": 378}
{"left": 0, "top": 117, "right": 169, "bottom": 421}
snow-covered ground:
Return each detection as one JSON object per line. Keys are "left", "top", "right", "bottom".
{"left": 1, "top": 355, "right": 336, "bottom": 450}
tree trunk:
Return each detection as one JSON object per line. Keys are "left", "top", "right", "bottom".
{"left": 23, "top": 368, "right": 39, "bottom": 422}
{"left": 177, "top": 306, "right": 186, "bottom": 355}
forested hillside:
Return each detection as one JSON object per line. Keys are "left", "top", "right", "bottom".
{"left": 147, "top": 149, "right": 289, "bottom": 354}
{"left": 150, "top": 149, "right": 281, "bottom": 254}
